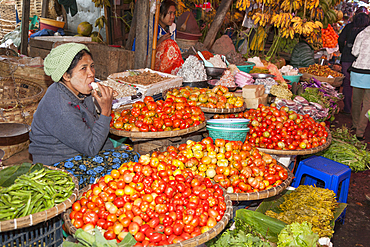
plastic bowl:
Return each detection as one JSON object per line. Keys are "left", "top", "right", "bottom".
{"left": 236, "top": 62, "right": 256, "bottom": 73}
{"left": 282, "top": 73, "right": 303, "bottom": 83}
{"left": 205, "top": 67, "right": 227, "bottom": 78}
{"left": 207, "top": 119, "right": 250, "bottom": 128}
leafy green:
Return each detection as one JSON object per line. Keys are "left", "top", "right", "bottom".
{"left": 0, "top": 163, "right": 43, "bottom": 187}
{"left": 66, "top": 227, "right": 136, "bottom": 247}
{"left": 313, "top": 126, "right": 370, "bottom": 171}
{"left": 277, "top": 222, "right": 319, "bottom": 247}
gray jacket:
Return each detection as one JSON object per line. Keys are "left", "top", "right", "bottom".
{"left": 29, "top": 82, "right": 113, "bottom": 165}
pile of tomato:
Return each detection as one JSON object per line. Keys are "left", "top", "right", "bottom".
{"left": 321, "top": 24, "right": 339, "bottom": 48}
{"left": 110, "top": 96, "right": 205, "bottom": 132}
{"left": 166, "top": 86, "right": 244, "bottom": 109}
{"left": 149, "top": 137, "right": 288, "bottom": 194}
{"left": 70, "top": 162, "right": 227, "bottom": 245}
{"left": 244, "top": 104, "right": 328, "bottom": 150}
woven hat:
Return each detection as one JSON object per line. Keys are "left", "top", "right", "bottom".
{"left": 44, "top": 43, "right": 89, "bottom": 82}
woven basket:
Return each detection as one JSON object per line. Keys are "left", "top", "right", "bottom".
{"left": 15, "top": 0, "right": 42, "bottom": 20}
{"left": 0, "top": 165, "right": 79, "bottom": 232}
{"left": 1, "top": 139, "right": 29, "bottom": 160}
{"left": 63, "top": 186, "right": 233, "bottom": 247}
{"left": 0, "top": 4, "right": 16, "bottom": 21}
{"left": 110, "top": 120, "right": 206, "bottom": 139}
{"left": 256, "top": 127, "right": 332, "bottom": 155}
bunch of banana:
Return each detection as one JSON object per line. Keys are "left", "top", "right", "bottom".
{"left": 306, "top": 0, "right": 320, "bottom": 10}
{"left": 281, "top": 26, "right": 295, "bottom": 39}
{"left": 280, "top": 0, "right": 303, "bottom": 12}
{"left": 91, "top": 0, "right": 110, "bottom": 8}
{"left": 252, "top": 12, "right": 270, "bottom": 27}
{"left": 310, "top": 7, "right": 324, "bottom": 21}
{"left": 271, "top": 13, "right": 293, "bottom": 29}
{"left": 250, "top": 26, "right": 267, "bottom": 51}
{"left": 302, "top": 21, "right": 322, "bottom": 36}
{"left": 319, "top": 0, "right": 331, "bottom": 13}
{"left": 236, "top": 0, "right": 251, "bottom": 11}
{"left": 95, "top": 16, "right": 107, "bottom": 29}
{"left": 292, "top": 17, "right": 303, "bottom": 35}
{"left": 322, "top": 9, "right": 338, "bottom": 28}
{"left": 255, "top": 0, "right": 275, "bottom": 4}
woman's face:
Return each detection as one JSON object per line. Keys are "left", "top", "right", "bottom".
{"left": 160, "top": 5, "right": 176, "bottom": 27}
{"left": 63, "top": 53, "right": 95, "bottom": 95}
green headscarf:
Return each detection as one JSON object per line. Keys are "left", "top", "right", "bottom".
{"left": 44, "top": 43, "right": 90, "bottom": 82}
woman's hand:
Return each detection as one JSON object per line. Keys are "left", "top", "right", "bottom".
{"left": 158, "top": 33, "right": 171, "bottom": 45}
{"left": 92, "top": 83, "right": 114, "bottom": 117}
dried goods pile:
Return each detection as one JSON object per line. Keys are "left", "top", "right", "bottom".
{"left": 299, "top": 64, "right": 342, "bottom": 78}
{"left": 166, "top": 86, "right": 244, "bottom": 109}
{"left": 110, "top": 96, "right": 205, "bottom": 132}
{"left": 215, "top": 70, "right": 236, "bottom": 87}
{"left": 265, "top": 185, "right": 339, "bottom": 238}
{"left": 117, "top": 71, "right": 168, "bottom": 85}
{"left": 150, "top": 138, "right": 289, "bottom": 193}
{"left": 176, "top": 55, "right": 207, "bottom": 82}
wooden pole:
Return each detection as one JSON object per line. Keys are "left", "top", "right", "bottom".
{"left": 150, "top": 0, "right": 160, "bottom": 70}
{"left": 203, "top": 0, "right": 233, "bottom": 50}
{"left": 134, "top": 0, "right": 150, "bottom": 69}
{"left": 41, "top": 0, "right": 49, "bottom": 18}
{"left": 20, "top": 0, "right": 30, "bottom": 55}
{"left": 125, "top": 2, "right": 138, "bottom": 50}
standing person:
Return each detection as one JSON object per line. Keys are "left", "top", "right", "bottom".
{"left": 29, "top": 43, "right": 139, "bottom": 188}
{"left": 289, "top": 35, "right": 315, "bottom": 68}
{"left": 338, "top": 11, "right": 370, "bottom": 114}
{"left": 349, "top": 22, "right": 370, "bottom": 141}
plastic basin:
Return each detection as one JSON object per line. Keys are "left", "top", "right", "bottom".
{"left": 282, "top": 73, "right": 303, "bottom": 83}
{"left": 236, "top": 62, "right": 256, "bottom": 73}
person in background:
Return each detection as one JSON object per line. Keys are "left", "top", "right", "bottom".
{"left": 29, "top": 43, "right": 139, "bottom": 188}
{"left": 338, "top": 12, "right": 370, "bottom": 114}
{"left": 289, "top": 35, "right": 315, "bottom": 68}
{"left": 349, "top": 20, "right": 370, "bottom": 141}
{"left": 154, "top": 0, "right": 184, "bottom": 74}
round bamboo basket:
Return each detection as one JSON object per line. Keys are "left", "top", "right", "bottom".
{"left": 150, "top": 145, "right": 294, "bottom": 202}
{"left": 110, "top": 121, "right": 206, "bottom": 139}
{"left": 63, "top": 187, "right": 233, "bottom": 247}
{"left": 255, "top": 127, "right": 332, "bottom": 155}
{"left": 162, "top": 88, "right": 247, "bottom": 113}
{"left": 0, "top": 77, "right": 46, "bottom": 108}
{"left": 0, "top": 165, "right": 79, "bottom": 232}
{"left": 227, "top": 164, "right": 294, "bottom": 201}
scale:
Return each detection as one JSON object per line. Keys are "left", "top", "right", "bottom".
{"left": 0, "top": 123, "right": 31, "bottom": 146}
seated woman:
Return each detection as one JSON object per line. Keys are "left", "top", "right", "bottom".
{"left": 29, "top": 43, "right": 139, "bottom": 188}
{"left": 154, "top": 0, "right": 184, "bottom": 74}
{"left": 133, "top": 0, "right": 184, "bottom": 74}
{"left": 289, "top": 35, "right": 315, "bottom": 68}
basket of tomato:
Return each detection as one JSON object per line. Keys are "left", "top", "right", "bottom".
{"left": 164, "top": 86, "right": 246, "bottom": 113}
{"left": 109, "top": 96, "right": 206, "bottom": 139}
{"left": 150, "top": 138, "right": 294, "bottom": 202}
{"left": 63, "top": 160, "right": 233, "bottom": 246}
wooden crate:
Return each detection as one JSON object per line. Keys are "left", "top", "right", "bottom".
{"left": 29, "top": 37, "right": 135, "bottom": 80}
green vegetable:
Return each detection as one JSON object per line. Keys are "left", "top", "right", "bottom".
{"left": 277, "top": 222, "right": 319, "bottom": 247}
{"left": 314, "top": 126, "right": 370, "bottom": 171}
{"left": 66, "top": 227, "right": 137, "bottom": 247}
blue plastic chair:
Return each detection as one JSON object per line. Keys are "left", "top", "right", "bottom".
{"left": 292, "top": 155, "right": 351, "bottom": 223}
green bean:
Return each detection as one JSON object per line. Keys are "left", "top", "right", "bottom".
{"left": 27, "top": 168, "right": 45, "bottom": 177}
{"left": 8, "top": 191, "right": 32, "bottom": 198}
{"left": 21, "top": 193, "right": 32, "bottom": 217}
{"left": 30, "top": 171, "right": 47, "bottom": 180}
{"left": 26, "top": 194, "right": 43, "bottom": 216}
{"left": 31, "top": 201, "right": 43, "bottom": 214}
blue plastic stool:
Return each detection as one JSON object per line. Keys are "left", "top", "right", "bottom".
{"left": 292, "top": 155, "right": 351, "bottom": 223}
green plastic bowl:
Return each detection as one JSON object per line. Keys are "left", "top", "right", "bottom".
{"left": 282, "top": 73, "right": 303, "bottom": 83}
{"left": 237, "top": 62, "right": 256, "bottom": 73}
{"left": 206, "top": 126, "right": 250, "bottom": 142}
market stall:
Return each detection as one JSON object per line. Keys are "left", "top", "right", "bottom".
{"left": 1, "top": 0, "right": 370, "bottom": 246}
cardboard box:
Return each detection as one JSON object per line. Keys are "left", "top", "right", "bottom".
{"left": 244, "top": 94, "right": 268, "bottom": 109}
{"left": 242, "top": 85, "right": 265, "bottom": 98}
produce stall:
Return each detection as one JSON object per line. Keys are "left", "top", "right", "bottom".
{"left": 2, "top": 0, "right": 368, "bottom": 246}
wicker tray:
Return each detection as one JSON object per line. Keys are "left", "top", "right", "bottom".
{"left": 255, "top": 127, "right": 332, "bottom": 155}
{"left": 110, "top": 121, "right": 206, "bottom": 139}
{"left": 0, "top": 165, "right": 79, "bottom": 232}
{"left": 63, "top": 186, "right": 233, "bottom": 247}
{"left": 227, "top": 164, "right": 294, "bottom": 201}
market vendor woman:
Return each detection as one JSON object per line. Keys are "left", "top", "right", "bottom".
{"left": 29, "top": 43, "right": 139, "bottom": 188}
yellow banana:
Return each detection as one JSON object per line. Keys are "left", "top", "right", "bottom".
{"left": 315, "top": 21, "right": 323, "bottom": 29}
